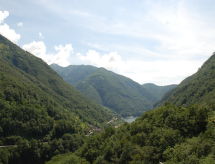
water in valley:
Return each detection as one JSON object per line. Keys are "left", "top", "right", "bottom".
{"left": 123, "top": 116, "right": 138, "bottom": 123}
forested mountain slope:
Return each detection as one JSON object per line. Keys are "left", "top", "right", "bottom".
{"left": 0, "top": 34, "right": 117, "bottom": 164}
{"left": 47, "top": 104, "right": 215, "bottom": 164}
{"left": 47, "top": 53, "right": 215, "bottom": 164}
{"left": 142, "top": 83, "right": 177, "bottom": 102}
{"left": 160, "top": 53, "right": 215, "bottom": 106}
{"left": 51, "top": 64, "right": 158, "bottom": 117}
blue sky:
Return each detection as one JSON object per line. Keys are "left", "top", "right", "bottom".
{"left": 1, "top": 0, "right": 215, "bottom": 85}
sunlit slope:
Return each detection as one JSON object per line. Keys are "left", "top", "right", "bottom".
{"left": 51, "top": 64, "right": 157, "bottom": 117}
{"left": 0, "top": 34, "right": 116, "bottom": 141}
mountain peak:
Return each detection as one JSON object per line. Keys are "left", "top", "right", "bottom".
{"left": 51, "top": 64, "right": 176, "bottom": 117}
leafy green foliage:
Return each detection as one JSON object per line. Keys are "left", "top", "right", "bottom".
{"left": 0, "top": 34, "right": 118, "bottom": 164}
{"left": 46, "top": 153, "right": 89, "bottom": 164}
{"left": 51, "top": 64, "right": 161, "bottom": 117}
{"left": 2, "top": 34, "right": 215, "bottom": 164}
{"left": 47, "top": 104, "right": 214, "bottom": 163}
{"left": 48, "top": 52, "right": 215, "bottom": 164}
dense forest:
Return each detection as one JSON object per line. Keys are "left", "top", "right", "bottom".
{"left": 47, "top": 104, "right": 215, "bottom": 164}
{"left": 1, "top": 33, "right": 215, "bottom": 164}
{"left": 47, "top": 52, "right": 215, "bottom": 163}
{"left": 51, "top": 64, "right": 175, "bottom": 117}
{"left": 0, "top": 35, "right": 120, "bottom": 164}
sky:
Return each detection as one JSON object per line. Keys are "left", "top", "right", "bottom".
{"left": 0, "top": 0, "right": 215, "bottom": 85}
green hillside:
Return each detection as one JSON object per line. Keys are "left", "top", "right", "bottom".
{"left": 51, "top": 64, "right": 159, "bottom": 117}
{"left": 0, "top": 35, "right": 118, "bottom": 164}
{"left": 160, "top": 53, "right": 215, "bottom": 106}
{"left": 50, "top": 64, "right": 98, "bottom": 85}
{"left": 47, "top": 104, "right": 215, "bottom": 164}
{"left": 142, "top": 83, "right": 177, "bottom": 102}
{"left": 2, "top": 33, "right": 215, "bottom": 164}
{"left": 47, "top": 53, "right": 215, "bottom": 164}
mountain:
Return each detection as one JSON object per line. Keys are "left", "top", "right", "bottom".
{"left": 50, "top": 64, "right": 98, "bottom": 85}
{"left": 142, "top": 83, "right": 177, "bottom": 102}
{"left": 160, "top": 53, "right": 215, "bottom": 106}
{"left": 0, "top": 35, "right": 118, "bottom": 164}
{"left": 51, "top": 64, "right": 158, "bottom": 117}
{"left": 46, "top": 53, "right": 215, "bottom": 164}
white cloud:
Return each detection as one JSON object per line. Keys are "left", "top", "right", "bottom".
{"left": 52, "top": 44, "right": 73, "bottom": 66}
{"left": 147, "top": 1, "right": 215, "bottom": 60}
{"left": 0, "top": 11, "right": 9, "bottom": 23}
{"left": 78, "top": 49, "right": 203, "bottom": 85}
{"left": 83, "top": 1, "right": 215, "bottom": 62}
{"left": 17, "top": 22, "right": 23, "bottom": 27}
{"left": 121, "top": 60, "right": 202, "bottom": 85}
{"left": 0, "top": 24, "right": 21, "bottom": 43}
{"left": 22, "top": 41, "right": 46, "bottom": 58}
{"left": 22, "top": 41, "right": 73, "bottom": 67}
{"left": 78, "top": 1, "right": 215, "bottom": 85}
{"left": 0, "top": 10, "right": 21, "bottom": 43}
{"left": 69, "top": 10, "right": 92, "bottom": 17}
{"left": 78, "top": 50, "right": 123, "bottom": 71}
{"left": 6, "top": 1, "right": 214, "bottom": 85}
{"left": 38, "top": 32, "right": 44, "bottom": 39}
{"left": 23, "top": 40, "right": 200, "bottom": 85}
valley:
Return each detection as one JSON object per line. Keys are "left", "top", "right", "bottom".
{"left": 0, "top": 26, "right": 215, "bottom": 164}
{"left": 0, "top": 35, "right": 215, "bottom": 164}
{"left": 51, "top": 64, "right": 176, "bottom": 118}
{"left": 1, "top": 1, "right": 215, "bottom": 164}
{"left": 47, "top": 51, "right": 215, "bottom": 164}
{"left": 0, "top": 33, "right": 215, "bottom": 164}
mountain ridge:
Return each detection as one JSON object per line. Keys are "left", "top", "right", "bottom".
{"left": 0, "top": 34, "right": 116, "bottom": 127}
{"left": 159, "top": 53, "right": 215, "bottom": 106}
{"left": 0, "top": 34, "right": 119, "bottom": 163}
{"left": 47, "top": 52, "right": 215, "bottom": 164}
{"left": 51, "top": 64, "right": 176, "bottom": 117}
{"left": 51, "top": 64, "right": 155, "bottom": 117}
{"left": 142, "top": 83, "right": 177, "bottom": 103}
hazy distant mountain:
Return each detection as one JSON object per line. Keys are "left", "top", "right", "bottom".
{"left": 160, "top": 53, "right": 215, "bottom": 106}
{"left": 142, "top": 83, "right": 177, "bottom": 102}
{"left": 51, "top": 64, "right": 158, "bottom": 117}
